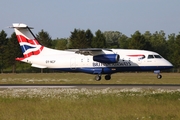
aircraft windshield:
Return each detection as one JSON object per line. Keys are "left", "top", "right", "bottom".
{"left": 148, "top": 55, "right": 162, "bottom": 59}
{"left": 148, "top": 55, "right": 154, "bottom": 59}
{"left": 154, "top": 55, "right": 162, "bottom": 58}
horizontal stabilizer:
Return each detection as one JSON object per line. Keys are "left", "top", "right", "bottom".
{"left": 9, "top": 23, "right": 34, "bottom": 29}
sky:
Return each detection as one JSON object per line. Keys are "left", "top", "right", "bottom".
{"left": 1, "top": 0, "right": 180, "bottom": 39}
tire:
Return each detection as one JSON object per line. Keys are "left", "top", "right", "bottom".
{"left": 105, "top": 75, "right": 111, "bottom": 80}
{"left": 157, "top": 74, "right": 162, "bottom": 79}
{"left": 95, "top": 75, "right": 101, "bottom": 81}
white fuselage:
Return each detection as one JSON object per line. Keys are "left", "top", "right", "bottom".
{"left": 20, "top": 47, "right": 173, "bottom": 74}
{"left": 12, "top": 23, "right": 173, "bottom": 80}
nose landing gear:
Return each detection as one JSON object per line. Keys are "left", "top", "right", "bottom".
{"left": 154, "top": 70, "right": 162, "bottom": 79}
{"left": 157, "top": 74, "right": 162, "bottom": 79}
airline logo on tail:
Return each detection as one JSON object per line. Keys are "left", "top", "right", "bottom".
{"left": 12, "top": 23, "right": 44, "bottom": 60}
{"left": 17, "top": 35, "right": 43, "bottom": 58}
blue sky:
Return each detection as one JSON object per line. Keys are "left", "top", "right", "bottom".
{"left": 1, "top": 0, "right": 180, "bottom": 39}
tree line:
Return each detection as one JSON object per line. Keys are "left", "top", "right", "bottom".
{"left": 0, "top": 28, "right": 180, "bottom": 73}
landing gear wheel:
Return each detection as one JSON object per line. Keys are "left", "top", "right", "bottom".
{"left": 105, "top": 74, "right": 111, "bottom": 80}
{"left": 157, "top": 74, "right": 162, "bottom": 79}
{"left": 95, "top": 75, "right": 101, "bottom": 81}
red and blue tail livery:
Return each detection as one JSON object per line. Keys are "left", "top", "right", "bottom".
{"left": 12, "top": 23, "right": 43, "bottom": 60}
{"left": 11, "top": 23, "right": 173, "bottom": 80}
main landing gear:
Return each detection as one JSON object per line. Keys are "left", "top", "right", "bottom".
{"left": 95, "top": 74, "right": 111, "bottom": 81}
{"left": 95, "top": 75, "right": 101, "bottom": 81}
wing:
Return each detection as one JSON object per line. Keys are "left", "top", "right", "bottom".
{"left": 70, "top": 48, "right": 120, "bottom": 63}
{"left": 74, "top": 48, "right": 114, "bottom": 56}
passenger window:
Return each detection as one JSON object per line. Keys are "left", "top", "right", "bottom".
{"left": 154, "top": 55, "right": 162, "bottom": 58}
{"left": 148, "top": 55, "right": 154, "bottom": 59}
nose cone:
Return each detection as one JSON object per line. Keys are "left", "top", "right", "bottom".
{"left": 164, "top": 59, "right": 173, "bottom": 69}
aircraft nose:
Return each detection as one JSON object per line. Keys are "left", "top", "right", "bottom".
{"left": 165, "top": 60, "right": 173, "bottom": 69}
{"left": 169, "top": 63, "right": 173, "bottom": 68}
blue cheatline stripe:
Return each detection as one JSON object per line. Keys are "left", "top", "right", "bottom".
{"left": 51, "top": 66, "right": 173, "bottom": 74}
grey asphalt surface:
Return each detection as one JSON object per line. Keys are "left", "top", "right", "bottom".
{"left": 0, "top": 84, "right": 180, "bottom": 90}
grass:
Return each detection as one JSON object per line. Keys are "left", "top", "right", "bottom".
{"left": 0, "top": 72, "right": 180, "bottom": 84}
{"left": 0, "top": 88, "right": 180, "bottom": 120}
{"left": 0, "top": 73, "right": 180, "bottom": 119}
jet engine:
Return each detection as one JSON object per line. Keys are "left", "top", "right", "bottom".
{"left": 93, "top": 54, "right": 120, "bottom": 63}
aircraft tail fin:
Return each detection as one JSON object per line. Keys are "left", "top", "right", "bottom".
{"left": 11, "top": 23, "right": 43, "bottom": 59}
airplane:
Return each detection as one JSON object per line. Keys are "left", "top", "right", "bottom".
{"left": 11, "top": 23, "right": 173, "bottom": 81}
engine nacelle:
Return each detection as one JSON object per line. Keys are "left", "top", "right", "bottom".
{"left": 93, "top": 54, "right": 120, "bottom": 63}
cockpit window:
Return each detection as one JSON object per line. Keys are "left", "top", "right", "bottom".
{"left": 148, "top": 54, "right": 162, "bottom": 59}
{"left": 148, "top": 55, "right": 154, "bottom": 59}
{"left": 154, "top": 55, "right": 162, "bottom": 58}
